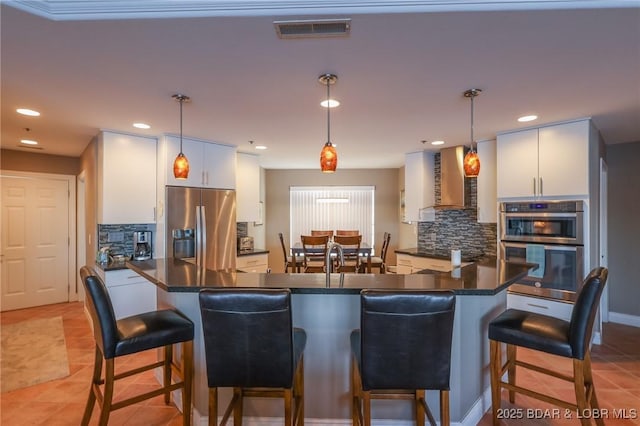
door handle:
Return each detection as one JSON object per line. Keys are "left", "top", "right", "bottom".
{"left": 539, "top": 177, "right": 543, "bottom": 196}
{"left": 533, "top": 177, "right": 536, "bottom": 196}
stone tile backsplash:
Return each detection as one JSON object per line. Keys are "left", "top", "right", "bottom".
{"left": 98, "top": 223, "right": 155, "bottom": 258}
{"left": 417, "top": 152, "right": 497, "bottom": 258}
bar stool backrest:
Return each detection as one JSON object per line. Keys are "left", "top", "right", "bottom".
{"left": 569, "top": 267, "right": 608, "bottom": 359}
{"left": 360, "top": 290, "right": 456, "bottom": 391}
{"left": 80, "top": 266, "right": 119, "bottom": 359}
{"left": 199, "top": 288, "right": 295, "bottom": 388}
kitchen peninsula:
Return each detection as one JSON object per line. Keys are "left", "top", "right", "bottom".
{"left": 127, "top": 258, "right": 534, "bottom": 425}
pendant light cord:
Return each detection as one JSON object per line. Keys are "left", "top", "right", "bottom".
{"left": 326, "top": 78, "right": 331, "bottom": 144}
{"left": 179, "top": 97, "right": 184, "bottom": 153}
{"left": 470, "top": 92, "right": 475, "bottom": 152}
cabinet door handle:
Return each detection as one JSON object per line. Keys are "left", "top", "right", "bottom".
{"left": 539, "top": 177, "right": 543, "bottom": 196}
{"left": 527, "top": 303, "right": 548, "bottom": 310}
{"left": 533, "top": 177, "right": 536, "bottom": 196}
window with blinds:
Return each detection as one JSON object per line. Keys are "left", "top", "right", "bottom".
{"left": 289, "top": 186, "right": 375, "bottom": 251}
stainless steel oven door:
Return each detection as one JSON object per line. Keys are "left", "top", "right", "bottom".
{"left": 500, "top": 242, "right": 584, "bottom": 301}
{"left": 500, "top": 212, "right": 583, "bottom": 245}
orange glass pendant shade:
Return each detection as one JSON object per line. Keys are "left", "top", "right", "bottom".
{"left": 463, "top": 149, "right": 480, "bottom": 177}
{"left": 320, "top": 142, "right": 337, "bottom": 173}
{"left": 173, "top": 152, "right": 190, "bottom": 179}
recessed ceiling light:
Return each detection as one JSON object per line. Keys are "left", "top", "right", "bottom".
{"left": 17, "top": 108, "right": 40, "bottom": 116}
{"left": 518, "top": 115, "right": 538, "bottom": 122}
{"left": 255, "top": 145, "right": 267, "bottom": 150}
{"left": 320, "top": 99, "right": 340, "bottom": 108}
{"left": 20, "top": 139, "right": 38, "bottom": 145}
{"left": 133, "top": 122, "right": 151, "bottom": 129}
{"left": 431, "top": 140, "right": 445, "bottom": 146}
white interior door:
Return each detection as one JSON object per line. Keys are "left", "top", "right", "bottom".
{"left": 1, "top": 175, "right": 70, "bottom": 311}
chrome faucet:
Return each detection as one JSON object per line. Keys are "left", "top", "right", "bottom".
{"left": 325, "top": 242, "right": 345, "bottom": 286}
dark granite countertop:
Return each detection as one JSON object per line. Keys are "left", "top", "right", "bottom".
{"left": 237, "top": 248, "right": 269, "bottom": 256}
{"left": 96, "top": 260, "right": 130, "bottom": 271}
{"left": 395, "top": 247, "right": 483, "bottom": 262}
{"left": 125, "top": 257, "right": 535, "bottom": 296}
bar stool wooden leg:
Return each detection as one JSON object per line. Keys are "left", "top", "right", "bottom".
{"left": 284, "top": 389, "right": 293, "bottom": 425}
{"left": 81, "top": 346, "right": 102, "bottom": 425}
{"left": 164, "top": 344, "right": 173, "bottom": 404}
{"left": 233, "top": 388, "right": 243, "bottom": 426}
{"left": 351, "top": 356, "right": 361, "bottom": 426}
{"left": 489, "top": 340, "right": 501, "bottom": 426}
{"left": 415, "top": 389, "right": 425, "bottom": 426}
{"left": 583, "top": 352, "right": 604, "bottom": 426}
{"left": 208, "top": 388, "right": 217, "bottom": 426}
{"left": 296, "top": 356, "right": 305, "bottom": 425}
{"left": 440, "top": 390, "right": 450, "bottom": 426}
{"left": 182, "top": 340, "right": 193, "bottom": 426}
{"left": 506, "top": 344, "right": 517, "bottom": 403}
{"left": 100, "top": 358, "right": 116, "bottom": 426}
{"left": 574, "top": 359, "right": 592, "bottom": 426}
{"left": 362, "top": 390, "right": 372, "bottom": 426}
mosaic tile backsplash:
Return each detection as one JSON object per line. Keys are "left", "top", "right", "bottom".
{"left": 98, "top": 223, "right": 155, "bottom": 259}
{"left": 416, "top": 153, "right": 497, "bottom": 258}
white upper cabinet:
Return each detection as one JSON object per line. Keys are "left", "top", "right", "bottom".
{"left": 97, "top": 131, "right": 157, "bottom": 224}
{"left": 497, "top": 119, "right": 590, "bottom": 199}
{"left": 538, "top": 121, "right": 589, "bottom": 197}
{"left": 404, "top": 151, "right": 435, "bottom": 222}
{"left": 163, "top": 135, "right": 236, "bottom": 189}
{"left": 476, "top": 139, "right": 497, "bottom": 223}
{"left": 236, "top": 152, "right": 261, "bottom": 222}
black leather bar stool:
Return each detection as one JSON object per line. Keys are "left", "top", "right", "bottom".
{"left": 489, "top": 267, "right": 608, "bottom": 426}
{"left": 79, "top": 266, "right": 194, "bottom": 426}
{"left": 199, "top": 288, "right": 306, "bottom": 426}
{"left": 350, "top": 289, "right": 456, "bottom": 426}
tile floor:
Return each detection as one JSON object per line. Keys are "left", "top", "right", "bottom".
{"left": 1, "top": 301, "right": 639, "bottom": 425}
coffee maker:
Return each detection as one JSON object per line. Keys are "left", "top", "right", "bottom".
{"left": 133, "top": 231, "right": 152, "bottom": 260}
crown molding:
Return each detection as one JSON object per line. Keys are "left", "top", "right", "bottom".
{"left": 6, "top": 0, "right": 639, "bottom": 21}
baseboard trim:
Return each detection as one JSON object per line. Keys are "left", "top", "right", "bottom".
{"left": 609, "top": 311, "right": 640, "bottom": 328}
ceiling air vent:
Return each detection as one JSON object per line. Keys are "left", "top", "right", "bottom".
{"left": 274, "top": 18, "right": 351, "bottom": 39}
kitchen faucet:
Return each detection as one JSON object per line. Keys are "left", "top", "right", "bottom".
{"left": 325, "top": 242, "right": 345, "bottom": 286}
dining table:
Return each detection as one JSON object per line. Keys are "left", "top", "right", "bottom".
{"left": 290, "top": 243, "right": 372, "bottom": 273}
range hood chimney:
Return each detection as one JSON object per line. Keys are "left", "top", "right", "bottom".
{"left": 428, "top": 145, "right": 467, "bottom": 210}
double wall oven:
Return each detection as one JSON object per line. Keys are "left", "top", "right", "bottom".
{"left": 499, "top": 201, "right": 585, "bottom": 302}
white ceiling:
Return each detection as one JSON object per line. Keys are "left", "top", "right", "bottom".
{"left": 2, "top": 1, "right": 639, "bottom": 169}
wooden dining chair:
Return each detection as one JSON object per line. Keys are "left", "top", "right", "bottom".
{"left": 279, "top": 232, "right": 304, "bottom": 273}
{"left": 310, "top": 230, "right": 334, "bottom": 238}
{"left": 301, "top": 235, "right": 330, "bottom": 273}
{"left": 372, "top": 232, "right": 391, "bottom": 273}
{"left": 336, "top": 230, "right": 359, "bottom": 236}
{"left": 334, "top": 234, "right": 362, "bottom": 273}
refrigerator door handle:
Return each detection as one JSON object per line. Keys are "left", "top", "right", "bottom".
{"left": 196, "top": 206, "right": 203, "bottom": 266}
{"left": 200, "top": 205, "right": 207, "bottom": 266}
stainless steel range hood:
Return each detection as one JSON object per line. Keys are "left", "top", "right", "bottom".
{"left": 439, "top": 146, "right": 466, "bottom": 208}
{"left": 428, "top": 145, "right": 467, "bottom": 210}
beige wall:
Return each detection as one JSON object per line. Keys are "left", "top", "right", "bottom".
{"left": 265, "top": 168, "right": 400, "bottom": 272}
{"left": 1, "top": 149, "right": 80, "bottom": 175}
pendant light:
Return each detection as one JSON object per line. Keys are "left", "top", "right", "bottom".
{"left": 319, "top": 73, "right": 338, "bottom": 173}
{"left": 172, "top": 93, "right": 191, "bottom": 180}
{"left": 463, "top": 88, "right": 481, "bottom": 178}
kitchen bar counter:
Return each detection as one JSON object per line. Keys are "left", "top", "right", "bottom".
{"left": 125, "top": 257, "right": 534, "bottom": 424}
{"left": 395, "top": 246, "right": 483, "bottom": 262}
{"left": 126, "top": 256, "right": 533, "bottom": 295}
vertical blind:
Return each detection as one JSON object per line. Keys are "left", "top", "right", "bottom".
{"left": 289, "top": 186, "right": 375, "bottom": 251}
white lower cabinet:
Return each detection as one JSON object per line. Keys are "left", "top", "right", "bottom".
{"left": 96, "top": 268, "right": 157, "bottom": 319}
{"left": 395, "top": 253, "right": 459, "bottom": 274}
{"left": 507, "top": 293, "right": 573, "bottom": 321}
{"left": 236, "top": 253, "right": 269, "bottom": 273}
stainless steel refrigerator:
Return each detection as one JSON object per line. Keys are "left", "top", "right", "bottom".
{"left": 166, "top": 186, "right": 236, "bottom": 270}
